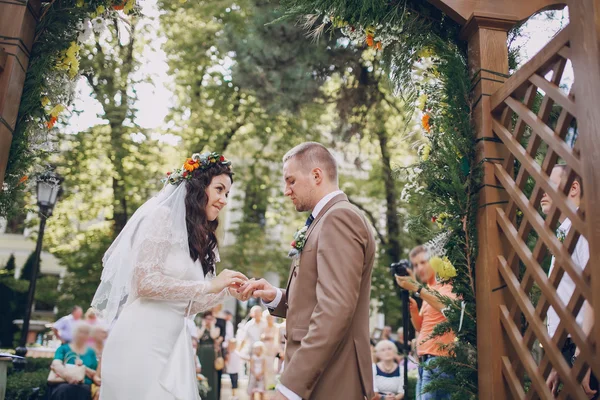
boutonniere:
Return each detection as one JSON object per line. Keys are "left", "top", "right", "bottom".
{"left": 556, "top": 228, "right": 566, "bottom": 243}
{"left": 289, "top": 226, "right": 308, "bottom": 258}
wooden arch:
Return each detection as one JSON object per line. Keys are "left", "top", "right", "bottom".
{"left": 1, "top": 2, "right": 599, "bottom": 399}
{"left": 426, "top": 0, "right": 600, "bottom": 399}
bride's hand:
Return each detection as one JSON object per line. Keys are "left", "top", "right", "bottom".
{"left": 231, "top": 278, "right": 255, "bottom": 301}
{"left": 209, "top": 269, "right": 248, "bottom": 293}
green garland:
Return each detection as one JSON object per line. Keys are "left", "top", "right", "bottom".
{"left": 278, "top": 1, "right": 479, "bottom": 398}
{"left": 406, "top": 39, "right": 480, "bottom": 399}
{"left": 0, "top": 0, "right": 138, "bottom": 217}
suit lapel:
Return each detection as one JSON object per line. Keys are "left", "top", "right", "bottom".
{"left": 303, "top": 193, "right": 347, "bottom": 244}
{"left": 284, "top": 193, "right": 348, "bottom": 294}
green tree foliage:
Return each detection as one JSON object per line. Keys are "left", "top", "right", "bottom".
{"left": 0, "top": 253, "right": 60, "bottom": 346}
{"left": 159, "top": 0, "right": 329, "bottom": 282}
{"left": 159, "top": 0, "right": 421, "bottom": 330}
{"left": 44, "top": 16, "right": 178, "bottom": 313}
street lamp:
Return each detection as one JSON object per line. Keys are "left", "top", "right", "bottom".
{"left": 13, "top": 169, "right": 62, "bottom": 370}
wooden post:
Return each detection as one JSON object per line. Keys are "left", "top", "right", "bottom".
{"left": 569, "top": 0, "right": 600, "bottom": 363}
{"left": 0, "top": 0, "right": 40, "bottom": 187}
{"left": 460, "top": 14, "right": 515, "bottom": 399}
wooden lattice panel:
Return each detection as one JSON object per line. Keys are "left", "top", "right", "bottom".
{"left": 489, "top": 24, "right": 598, "bottom": 399}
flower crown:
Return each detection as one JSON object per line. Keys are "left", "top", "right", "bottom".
{"left": 165, "top": 152, "right": 232, "bottom": 185}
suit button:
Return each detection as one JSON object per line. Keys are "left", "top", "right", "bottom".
{"left": 293, "top": 271, "right": 298, "bottom": 277}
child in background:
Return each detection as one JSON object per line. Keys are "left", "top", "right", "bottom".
{"left": 247, "top": 341, "right": 267, "bottom": 400}
{"left": 226, "top": 339, "right": 242, "bottom": 399}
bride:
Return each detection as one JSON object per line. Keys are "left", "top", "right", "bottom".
{"left": 92, "top": 152, "right": 248, "bottom": 400}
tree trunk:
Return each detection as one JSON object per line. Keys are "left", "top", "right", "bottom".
{"left": 375, "top": 111, "right": 402, "bottom": 262}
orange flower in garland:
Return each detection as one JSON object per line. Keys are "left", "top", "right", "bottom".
{"left": 47, "top": 116, "right": 58, "bottom": 129}
{"left": 366, "top": 34, "right": 375, "bottom": 47}
{"left": 422, "top": 114, "right": 431, "bottom": 132}
{"left": 376, "top": 41, "right": 382, "bottom": 50}
{"left": 18, "top": 176, "right": 28, "bottom": 185}
{"left": 183, "top": 158, "right": 199, "bottom": 172}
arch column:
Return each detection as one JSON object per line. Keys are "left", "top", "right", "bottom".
{"left": 460, "top": 14, "right": 516, "bottom": 399}
{"left": 0, "top": 0, "right": 40, "bottom": 187}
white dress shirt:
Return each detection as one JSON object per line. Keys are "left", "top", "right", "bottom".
{"left": 265, "top": 190, "right": 344, "bottom": 400}
{"left": 546, "top": 217, "right": 589, "bottom": 337}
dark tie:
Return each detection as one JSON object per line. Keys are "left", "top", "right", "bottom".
{"left": 305, "top": 214, "right": 315, "bottom": 227}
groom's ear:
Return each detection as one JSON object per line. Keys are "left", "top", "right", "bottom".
{"left": 311, "top": 167, "right": 324, "bottom": 185}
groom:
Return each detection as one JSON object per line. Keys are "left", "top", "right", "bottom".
{"left": 240, "top": 142, "right": 376, "bottom": 400}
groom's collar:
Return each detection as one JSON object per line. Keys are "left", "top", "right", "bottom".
{"left": 303, "top": 191, "right": 347, "bottom": 242}
{"left": 311, "top": 190, "right": 344, "bottom": 219}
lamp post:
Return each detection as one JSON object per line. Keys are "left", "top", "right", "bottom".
{"left": 13, "top": 169, "right": 62, "bottom": 370}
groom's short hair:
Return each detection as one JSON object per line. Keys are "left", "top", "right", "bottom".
{"left": 283, "top": 142, "right": 338, "bottom": 183}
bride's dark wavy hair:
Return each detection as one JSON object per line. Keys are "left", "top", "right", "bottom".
{"left": 185, "top": 163, "right": 233, "bottom": 275}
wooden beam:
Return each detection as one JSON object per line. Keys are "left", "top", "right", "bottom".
{"left": 426, "top": 0, "right": 567, "bottom": 25}
{"left": 490, "top": 26, "right": 571, "bottom": 111}
{"left": 463, "top": 15, "right": 512, "bottom": 400}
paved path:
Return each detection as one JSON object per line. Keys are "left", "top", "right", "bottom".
{"left": 219, "top": 375, "right": 276, "bottom": 400}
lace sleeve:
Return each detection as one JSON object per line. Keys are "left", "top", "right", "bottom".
{"left": 132, "top": 207, "right": 215, "bottom": 302}
{"left": 187, "top": 288, "right": 229, "bottom": 315}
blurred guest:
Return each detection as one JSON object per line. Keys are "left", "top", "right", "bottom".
{"left": 373, "top": 340, "right": 404, "bottom": 400}
{"left": 90, "top": 325, "right": 108, "bottom": 361}
{"left": 226, "top": 339, "right": 242, "bottom": 399}
{"left": 262, "top": 311, "right": 279, "bottom": 390}
{"left": 197, "top": 312, "right": 221, "bottom": 400}
{"left": 52, "top": 306, "right": 83, "bottom": 344}
{"left": 240, "top": 306, "right": 266, "bottom": 353}
{"left": 394, "top": 328, "right": 404, "bottom": 354}
{"left": 277, "top": 320, "right": 286, "bottom": 373}
{"left": 381, "top": 326, "right": 393, "bottom": 341}
{"left": 396, "top": 245, "right": 456, "bottom": 400}
{"left": 84, "top": 308, "right": 99, "bottom": 326}
{"left": 223, "top": 310, "right": 235, "bottom": 347}
{"left": 247, "top": 341, "right": 267, "bottom": 400}
{"left": 541, "top": 164, "right": 597, "bottom": 399}
{"left": 48, "top": 322, "right": 97, "bottom": 400}
{"left": 212, "top": 305, "right": 228, "bottom": 399}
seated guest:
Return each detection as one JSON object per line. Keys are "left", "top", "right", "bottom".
{"left": 90, "top": 324, "right": 108, "bottom": 358}
{"left": 373, "top": 340, "right": 405, "bottom": 400}
{"left": 48, "top": 322, "right": 98, "bottom": 400}
{"left": 90, "top": 324, "right": 107, "bottom": 400}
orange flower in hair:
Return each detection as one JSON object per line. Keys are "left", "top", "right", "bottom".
{"left": 183, "top": 158, "right": 199, "bottom": 172}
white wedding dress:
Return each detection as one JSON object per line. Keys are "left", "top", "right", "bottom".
{"left": 98, "top": 206, "right": 230, "bottom": 400}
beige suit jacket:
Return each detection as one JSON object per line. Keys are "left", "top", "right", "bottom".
{"left": 271, "top": 193, "right": 376, "bottom": 400}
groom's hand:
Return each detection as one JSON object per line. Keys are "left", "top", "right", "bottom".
{"left": 238, "top": 278, "right": 277, "bottom": 303}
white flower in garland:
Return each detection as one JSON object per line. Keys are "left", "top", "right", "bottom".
{"left": 77, "top": 19, "right": 94, "bottom": 44}
{"left": 91, "top": 17, "right": 106, "bottom": 34}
